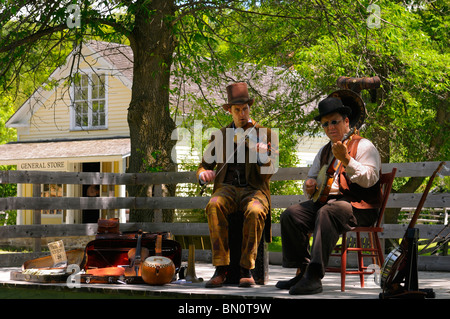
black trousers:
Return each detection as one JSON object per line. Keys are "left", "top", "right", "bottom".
{"left": 280, "top": 197, "right": 378, "bottom": 278}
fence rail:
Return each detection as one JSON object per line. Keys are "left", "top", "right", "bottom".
{"left": 0, "top": 161, "right": 449, "bottom": 269}
{"left": 0, "top": 222, "right": 446, "bottom": 240}
{"left": 1, "top": 162, "right": 448, "bottom": 211}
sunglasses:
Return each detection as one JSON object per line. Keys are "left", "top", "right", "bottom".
{"left": 321, "top": 119, "right": 342, "bottom": 128}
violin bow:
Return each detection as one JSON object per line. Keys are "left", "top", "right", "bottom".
{"left": 197, "top": 121, "right": 261, "bottom": 196}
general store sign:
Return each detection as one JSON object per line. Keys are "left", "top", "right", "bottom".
{"left": 18, "top": 160, "right": 67, "bottom": 171}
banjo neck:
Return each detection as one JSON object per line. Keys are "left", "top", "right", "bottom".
{"left": 381, "top": 161, "right": 445, "bottom": 292}
{"left": 401, "top": 161, "right": 445, "bottom": 246}
{"left": 327, "top": 127, "right": 357, "bottom": 173}
{"left": 312, "top": 127, "right": 357, "bottom": 203}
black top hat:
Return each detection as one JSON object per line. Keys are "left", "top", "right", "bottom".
{"left": 222, "top": 82, "right": 254, "bottom": 110}
{"left": 314, "top": 89, "right": 366, "bottom": 129}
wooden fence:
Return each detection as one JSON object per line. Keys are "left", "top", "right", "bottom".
{"left": 0, "top": 161, "right": 449, "bottom": 269}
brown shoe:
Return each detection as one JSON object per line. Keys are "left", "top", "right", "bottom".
{"left": 238, "top": 267, "right": 255, "bottom": 288}
{"left": 205, "top": 266, "right": 228, "bottom": 288}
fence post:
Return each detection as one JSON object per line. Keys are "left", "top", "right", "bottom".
{"left": 33, "top": 183, "right": 41, "bottom": 252}
{"left": 154, "top": 184, "right": 163, "bottom": 222}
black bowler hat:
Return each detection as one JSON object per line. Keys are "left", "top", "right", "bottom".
{"left": 314, "top": 97, "right": 351, "bottom": 121}
{"left": 314, "top": 89, "right": 366, "bottom": 129}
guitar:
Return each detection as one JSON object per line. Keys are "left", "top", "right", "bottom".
{"left": 312, "top": 127, "right": 356, "bottom": 203}
{"left": 380, "top": 161, "right": 445, "bottom": 294}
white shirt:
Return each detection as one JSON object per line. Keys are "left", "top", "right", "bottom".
{"left": 305, "top": 138, "right": 381, "bottom": 196}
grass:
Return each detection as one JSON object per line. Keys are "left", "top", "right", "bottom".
{"left": 0, "top": 246, "right": 34, "bottom": 253}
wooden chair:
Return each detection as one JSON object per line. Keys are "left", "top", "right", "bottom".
{"left": 326, "top": 167, "right": 397, "bottom": 291}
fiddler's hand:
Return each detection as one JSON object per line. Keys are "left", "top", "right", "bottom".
{"left": 256, "top": 142, "right": 271, "bottom": 154}
{"left": 200, "top": 170, "right": 216, "bottom": 183}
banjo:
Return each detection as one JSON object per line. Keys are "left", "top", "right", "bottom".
{"left": 380, "top": 161, "right": 445, "bottom": 296}
{"left": 312, "top": 127, "right": 356, "bottom": 203}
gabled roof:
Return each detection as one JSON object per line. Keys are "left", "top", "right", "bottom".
{"left": 6, "top": 40, "right": 310, "bottom": 129}
{"left": 6, "top": 41, "right": 133, "bottom": 128}
{"left": 84, "top": 40, "right": 133, "bottom": 85}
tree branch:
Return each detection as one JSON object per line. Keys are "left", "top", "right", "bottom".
{"left": 0, "top": 24, "right": 67, "bottom": 54}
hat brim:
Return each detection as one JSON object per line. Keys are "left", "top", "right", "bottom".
{"left": 222, "top": 98, "right": 254, "bottom": 110}
{"left": 325, "top": 90, "right": 366, "bottom": 129}
{"left": 313, "top": 105, "right": 352, "bottom": 122}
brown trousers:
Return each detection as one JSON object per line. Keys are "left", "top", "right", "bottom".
{"left": 206, "top": 183, "right": 269, "bottom": 269}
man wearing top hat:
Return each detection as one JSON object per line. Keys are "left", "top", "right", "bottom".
{"left": 196, "top": 82, "right": 278, "bottom": 288}
{"left": 276, "top": 90, "right": 382, "bottom": 295}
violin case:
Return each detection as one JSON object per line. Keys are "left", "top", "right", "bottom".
{"left": 10, "top": 219, "right": 182, "bottom": 285}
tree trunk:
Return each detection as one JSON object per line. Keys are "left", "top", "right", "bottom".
{"left": 126, "top": 0, "right": 177, "bottom": 222}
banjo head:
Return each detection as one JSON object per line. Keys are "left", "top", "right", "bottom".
{"left": 312, "top": 166, "right": 328, "bottom": 202}
{"left": 380, "top": 248, "right": 403, "bottom": 289}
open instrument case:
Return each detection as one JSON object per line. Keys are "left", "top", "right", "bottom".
{"left": 10, "top": 221, "right": 182, "bottom": 285}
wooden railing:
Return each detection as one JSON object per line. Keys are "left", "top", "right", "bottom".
{"left": 0, "top": 161, "right": 449, "bottom": 269}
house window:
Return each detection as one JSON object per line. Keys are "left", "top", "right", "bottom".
{"left": 72, "top": 73, "right": 107, "bottom": 129}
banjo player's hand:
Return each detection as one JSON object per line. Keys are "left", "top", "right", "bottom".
{"left": 305, "top": 178, "right": 317, "bottom": 197}
{"left": 332, "top": 141, "right": 351, "bottom": 166}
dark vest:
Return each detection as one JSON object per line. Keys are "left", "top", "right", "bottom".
{"left": 320, "top": 135, "right": 382, "bottom": 209}
{"left": 223, "top": 144, "right": 247, "bottom": 186}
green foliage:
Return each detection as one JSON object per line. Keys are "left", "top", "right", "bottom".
{"left": 172, "top": 1, "right": 449, "bottom": 168}
{"left": 2, "top": 1, "right": 446, "bottom": 166}
{"left": 0, "top": 1, "right": 448, "bottom": 226}
{"left": 0, "top": 96, "right": 16, "bottom": 144}
{"left": 0, "top": 165, "right": 16, "bottom": 225}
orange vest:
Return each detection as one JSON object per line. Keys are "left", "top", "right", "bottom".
{"left": 320, "top": 135, "right": 382, "bottom": 209}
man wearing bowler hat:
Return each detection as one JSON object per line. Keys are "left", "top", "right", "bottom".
{"left": 276, "top": 90, "right": 382, "bottom": 295}
{"left": 196, "top": 82, "right": 278, "bottom": 288}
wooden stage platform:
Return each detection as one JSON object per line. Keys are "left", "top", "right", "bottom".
{"left": 1, "top": 263, "right": 449, "bottom": 300}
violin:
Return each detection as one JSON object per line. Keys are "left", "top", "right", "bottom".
{"left": 197, "top": 121, "right": 278, "bottom": 196}
{"left": 233, "top": 125, "right": 278, "bottom": 155}
{"left": 126, "top": 229, "right": 150, "bottom": 276}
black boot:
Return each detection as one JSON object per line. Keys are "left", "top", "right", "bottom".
{"left": 275, "top": 264, "right": 308, "bottom": 290}
{"left": 289, "top": 264, "right": 323, "bottom": 295}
